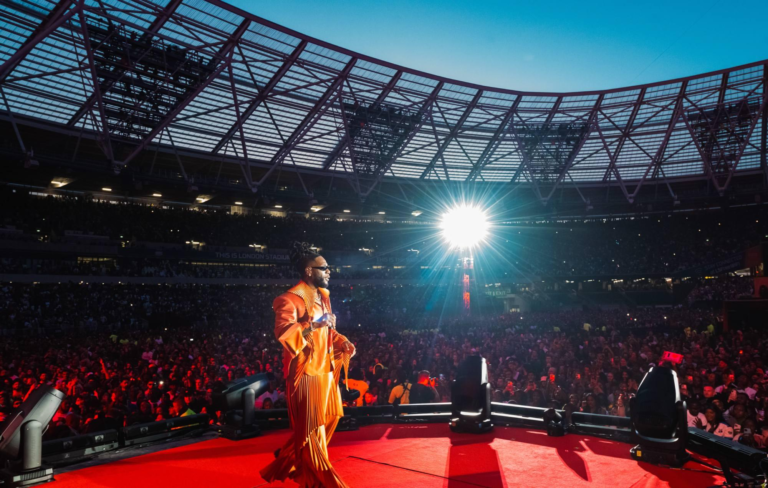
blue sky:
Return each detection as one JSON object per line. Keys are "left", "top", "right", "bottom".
{"left": 229, "top": 0, "right": 768, "bottom": 93}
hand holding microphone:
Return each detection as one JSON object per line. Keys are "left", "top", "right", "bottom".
{"left": 312, "top": 313, "right": 336, "bottom": 330}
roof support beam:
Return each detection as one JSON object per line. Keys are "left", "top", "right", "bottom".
{"left": 682, "top": 76, "right": 766, "bottom": 194}
{"left": 211, "top": 39, "right": 308, "bottom": 154}
{"left": 260, "top": 98, "right": 311, "bottom": 196}
{"left": 255, "top": 57, "right": 357, "bottom": 186}
{"left": 119, "top": 19, "right": 251, "bottom": 169}
{"left": 419, "top": 90, "right": 482, "bottom": 179}
{"left": 164, "top": 127, "right": 188, "bottom": 181}
{"left": 628, "top": 80, "right": 689, "bottom": 202}
{"left": 357, "top": 82, "right": 443, "bottom": 197}
{"left": 0, "top": 87, "right": 26, "bottom": 151}
{"left": 510, "top": 96, "right": 563, "bottom": 184}
{"left": 466, "top": 95, "right": 521, "bottom": 181}
{"left": 67, "top": 0, "right": 184, "bottom": 127}
{"left": 75, "top": 8, "right": 114, "bottom": 162}
{"left": 539, "top": 94, "right": 604, "bottom": 203}
{"left": 321, "top": 70, "right": 402, "bottom": 170}
{"left": 545, "top": 97, "right": 563, "bottom": 124}
{"left": 141, "top": 0, "right": 185, "bottom": 41}
{"left": 595, "top": 113, "right": 631, "bottom": 201}
{"left": 717, "top": 70, "right": 729, "bottom": 107}
{"left": 601, "top": 88, "right": 646, "bottom": 182}
{"left": 226, "top": 62, "right": 254, "bottom": 189}
{"left": 762, "top": 64, "right": 767, "bottom": 182}
{"left": 336, "top": 86, "right": 363, "bottom": 195}
{"left": 0, "top": 0, "right": 80, "bottom": 84}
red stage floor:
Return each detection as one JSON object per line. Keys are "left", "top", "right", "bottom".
{"left": 52, "top": 424, "right": 724, "bottom": 487}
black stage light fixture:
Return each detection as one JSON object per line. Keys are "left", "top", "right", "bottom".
{"left": 687, "top": 428, "right": 768, "bottom": 486}
{"left": 213, "top": 372, "right": 271, "bottom": 440}
{"left": 335, "top": 388, "right": 362, "bottom": 432}
{"left": 543, "top": 408, "right": 566, "bottom": 437}
{"left": 0, "top": 385, "right": 64, "bottom": 487}
{"left": 629, "top": 366, "right": 689, "bottom": 467}
{"left": 335, "top": 416, "right": 359, "bottom": 432}
{"left": 450, "top": 356, "right": 493, "bottom": 434}
{"left": 341, "top": 387, "right": 361, "bottom": 406}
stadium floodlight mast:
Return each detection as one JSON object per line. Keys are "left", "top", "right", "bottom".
{"left": 439, "top": 205, "right": 489, "bottom": 250}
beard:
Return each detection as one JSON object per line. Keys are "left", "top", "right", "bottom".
{"left": 313, "top": 274, "right": 329, "bottom": 289}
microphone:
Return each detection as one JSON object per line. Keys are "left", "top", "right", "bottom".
{"left": 320, "top": 313, "right": 335, "bottom": 354}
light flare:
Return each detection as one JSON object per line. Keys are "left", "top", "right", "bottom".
{"left": 439, "top": 205, "right": 489, "bottom": 249}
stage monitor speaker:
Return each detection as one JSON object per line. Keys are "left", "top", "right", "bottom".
{"left": 42, "top": 430, "right": 119, "bottom": 466}
{"left": 450, "top": 356, "right": 492, "bottom": 434}
{"left": 122, "top": 414, "right": 209, "bottom": 448}
{"left": 629, "top": 366, "right": 689, "bottom": 467}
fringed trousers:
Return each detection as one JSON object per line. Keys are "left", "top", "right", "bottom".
{"left": 259, "top": 372, "right": 348, "bottom": 488}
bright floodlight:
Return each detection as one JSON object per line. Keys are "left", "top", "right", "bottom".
{"left": 440, "top": 205, "right": 489, "bottom": 249}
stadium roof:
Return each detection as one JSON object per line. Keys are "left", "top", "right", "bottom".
{"left": 0, "top": 0, "right": 766, "bottom": 204}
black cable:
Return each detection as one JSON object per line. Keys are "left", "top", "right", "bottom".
{"left": 689, "top": 457, "right": 724, "bottom": 473}
{"left": 347, "top": 455, "right": 493, "bottom": 488}
{"left": 675, "top": 467, "right": 724, "bottom": 475}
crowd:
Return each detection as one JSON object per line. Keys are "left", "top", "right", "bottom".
{"left": 0, "top": 187, "right": 417, "bottom": 253}
{"left": 0, "top": 187, "right": 766, "bottom": 278}
{"left": 0, "top": 258, "right": 418, "bottom": 280}
{"left": 0, "top": 185, "right": 766, "bottom": 450}
{"left": 0, "top": 279, "right": 765, "bottom": 451}
{"left": 687, "top": 276, "right": 755, "bottom": 304}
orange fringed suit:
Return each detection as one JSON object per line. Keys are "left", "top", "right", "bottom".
{"left": 260, "top": 281, "right": 352, "bottom": 488}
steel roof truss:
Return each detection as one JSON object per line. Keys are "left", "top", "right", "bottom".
{"left": 419, "top": 90, "right": 482, "bottom": 178}
{"left": 600, "top": 88, "right": 646, "bottom": 182}
{"left": 211, "top": 39, "right": 307, "bottom": 154}
{"left": 628, "top": 81, "right": 689, "bottom": 201}
{"left": 360, "top": 81, "right": 443, "bottom": 196}
{"left": 119, "top": 18, "right": 251, "bottom": 169}
{"left": 321, "top": 70, "right": 402, "bottom": 170}
{"left": 467, "top": 96, "right": 522, "bottom": 181}
{"left": 0, "top": 0, "right": 81, "bottom": 84}
{"left": 255, "top": 56, "right": 356, "bottom": 186}
{"left": 681, "top": 77, "right": 766, "bottom": 194}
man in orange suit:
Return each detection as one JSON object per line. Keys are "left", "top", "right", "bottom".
{"left": 260, "top": 242, "right": 355, "bottom": 488}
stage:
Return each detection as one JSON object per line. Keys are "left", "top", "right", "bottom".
{"left": 51, "top": 424, "right": 724, "bottom": 487}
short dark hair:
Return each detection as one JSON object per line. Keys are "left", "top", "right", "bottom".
{"left": 289, "top": 241, "right": 320, "bottom": 275}
{"left": 349, "top": 367, "right": 365, "bottom": 381}
{"left": 396, "top": 370, "right": 408, "bottom": 384}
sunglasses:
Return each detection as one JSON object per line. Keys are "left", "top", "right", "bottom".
{"left": 311, "top": 266, "right": 332, "bottom": 271}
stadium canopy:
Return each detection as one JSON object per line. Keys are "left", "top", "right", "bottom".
{"left": 0, "top": 0, "right": 766, "bottom": 204}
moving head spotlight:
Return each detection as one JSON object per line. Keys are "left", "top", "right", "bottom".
{"left": 450, "top": 356, "right": 492, "bottom": 434}
{"left": 0, "top": 385, "right": 64, "bottom": 487}
{"left": 629, "top": 366, "right": 689, "bottom": 467}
